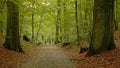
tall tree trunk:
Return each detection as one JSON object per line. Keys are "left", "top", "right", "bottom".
{"left": 63, "top": 0, "right": 67, "bottom": 43}
{"left": 4, "top": 1, "right": 23, "bottom": 52}
{"left": 31, "top": 1, "right": 35, "bottom": 42}
{"left": 55, "top": 23, "right": 59, "bottom": 43}
{"left": 75, "top": 0, "right": 80, "bottom": 46}
{"left": 86, "top": 0, "right": 116, "bottom": 56}
{"left": 88, "top": 0, "right": 94, "bottom": 38}
{"left": 59, "top": 1, "right": 62, "bottom": 43}
{"left": 114, "top": 0, "right": 119, "bottom": 30}
{"left": 56, "top": 0, "right": 61, "bottom": 43}
{"left": 32, "top": 12, "right": 34, "bottom": 42}
{"left": 35, "top": 16, "right": 43, "bottom": 43}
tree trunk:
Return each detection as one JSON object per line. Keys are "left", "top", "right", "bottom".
{"left": 63, "top": 0, "right": 67, "bottom": 43}
{"left": 75, "top": 0, "right": 80, "bottom": 46}
{"left": 4, "top": 1, "right": 23, "bottom": 52}
{"left": 56, "top": 0, "right": 61, "bottom": 43}
{"left": 35, "top": 16, "right": 42, "bottom": 43}
{"left": 86, "top": 0, "right": 116, "bottom": 56}
{"left": 55, "top": 23, "right": 59, "bottom": 43}
{"left": 114, "top": 0, "right": 119, "bottom": 30}
{"left": 32, "top": 12, "right": 34, "bottom": 42}
{"left": 31, "top": 1, "right": 35, "bottom": 42}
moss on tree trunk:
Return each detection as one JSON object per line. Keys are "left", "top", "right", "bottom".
{"left": 86, "top": 0, "right": 116, "bottom": 56}
{"left": 3, "top": 1, "right": 23, "bottom": 52}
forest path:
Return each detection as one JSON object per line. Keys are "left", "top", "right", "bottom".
{"left": 16, "top": 45, "right": 77, "bottom": 68}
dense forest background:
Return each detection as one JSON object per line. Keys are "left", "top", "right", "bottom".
{"left": 0, "top": 0, "right": 119, "bottom": 54}
{"left": 1, "top": 0, "right": 120, "bottom": 68}
{"left": 0, "top": 0, "right": 94, "bottom": 44}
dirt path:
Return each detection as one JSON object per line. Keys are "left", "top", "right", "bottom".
{"left": 16, "top": 45, "right": 77, "bottom": 68}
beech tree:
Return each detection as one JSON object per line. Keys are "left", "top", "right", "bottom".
{"left": 86, "top": 0, "right": 116, "bottom": 56}
{"left": 75, "top": 0, "right": 80, "bottom": 46}
{"left": 3, "top": 1, "right": 23, "bottom": 52}
{"left": 55, "top": 0, "right": 61, "bottom": 43}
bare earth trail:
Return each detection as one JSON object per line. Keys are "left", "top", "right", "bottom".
{"left": 16, "top": 45, "right": 77, "bottom": 68}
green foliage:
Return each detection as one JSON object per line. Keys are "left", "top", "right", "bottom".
{"left": 1, "top": 0, "right": 94, "bottom": 44}
{"left": 0, "top": 0, "right": 118, "bottom": 56}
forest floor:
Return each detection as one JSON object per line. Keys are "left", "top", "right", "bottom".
{"left": 0, "top": 36, "right": 37, "bottom": 68}
{"left": 62, "top": 29, "right": 120, "bottom": 68}
{"left": 0, "top": 30, "right": 120, "bottom": 68}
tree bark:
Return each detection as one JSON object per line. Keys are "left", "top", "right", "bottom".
{"left": 56, "top": 0, "right": 61, "bottom": 43}
{"left": 75, "top": 0, "right": 80, "bottom": 46}
{"left": 35, "top": 16, "right": 43, "bottom": 43}
{"left": 31, "top": 1, "right": 35, "bottom": 42}
{"left": 114, "top": 0, "right": 119, "bottom": 30}
{"left": 63, "top": 0, "right": 67, "bottom": 43}
{"left": 32, "top": 12, "right": 34, "bottom": 42}
{"left": 4, "top": 1, "right": 23, "bottom": 52}
{"left": 86, "top": 0, "right": 116, "bottom": 56}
